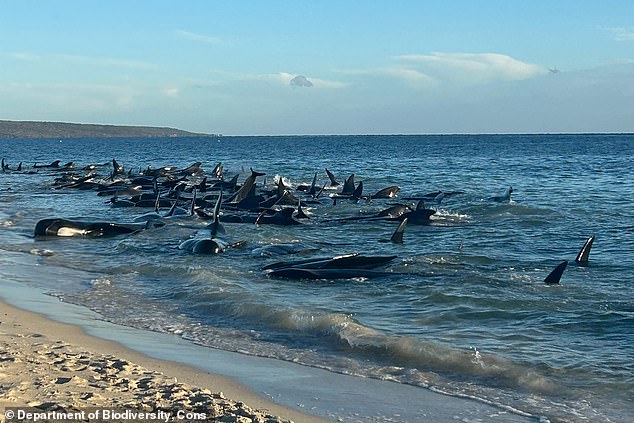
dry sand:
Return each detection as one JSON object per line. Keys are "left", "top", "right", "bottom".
{"left": 0, "top": 299, "right": 329, "bottom": 423}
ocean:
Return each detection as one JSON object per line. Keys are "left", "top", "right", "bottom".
{"left": 1, "top": 134, "right": 632, "bottom": 422}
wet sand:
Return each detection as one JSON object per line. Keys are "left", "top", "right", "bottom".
{"left": 0, "top": 299, "right": 327, "bottom": 423}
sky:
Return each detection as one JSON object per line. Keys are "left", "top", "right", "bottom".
{"left": 1, "top": 0, "right": 633, "bottom": 135}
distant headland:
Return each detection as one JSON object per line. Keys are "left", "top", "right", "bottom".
{"left": 0, "top": 120, "right": 215, "bottom": 139}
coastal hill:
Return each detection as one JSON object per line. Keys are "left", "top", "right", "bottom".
{"left": 0, "top": 120, "right": 212, "bottom": 139}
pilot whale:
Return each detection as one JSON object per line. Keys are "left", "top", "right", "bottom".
{"left": 34, "top": 218, "right": 160, "bottom": 238}
{"left": 179, "top": 191, "right": 245, "bottom": 254}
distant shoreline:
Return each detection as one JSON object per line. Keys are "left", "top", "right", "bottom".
{"left": 0, "top": 120, "right": 216, "bottom": 139}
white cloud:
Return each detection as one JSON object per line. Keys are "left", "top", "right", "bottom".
{"left": 176, "top": 30, "right": 223, "bottom": 45}
{"left": 162, "top": 87, "right": 180, "bottom": 97}
{"left": 601, "top": 26, "right": 634, "bottom": 41}
{"left": 379, "top": 67, "right": 436, "bottom": 86}
{"left": 254, "top": 72, "right": 346, "bottom": 89}
{"left": 56, "top": 54, "right": 158, "bottom": 70}
{"left": 0, "top": 82, "right": 141, "bottom": 112}
{"left": 395, "top": 52, "right": 547, "bottom": 82}
{"left": 10, "top": 52, "right": 41, "bottom": 61}
{"left": 10, "top": 52, "right": 157, "bottom": 70}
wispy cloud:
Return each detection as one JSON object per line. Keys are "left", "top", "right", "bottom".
{"left": 334, "top": 52, "right": 544, "bottom": 90}
{"left": 9, "top": 52, "right": 157, "bottom": 70}
{"left": 394, "top": 52, "right": 547, "bottom": 82}
{"left": 1, "top": 82, "right": 141, "bottom": 111}
{"left": 10, "top": 52, "right": 41, "bottom": 61}
{"left": 601, "top": 26, "right": 634, "bottom": 41}
{"left": 378, "top": 67, "right": 436, "bottom": 86}
{"left": 162, "top": 87, "right": 180, "bottom": 98}
{"left": 176, "top": 30, "right": 223, "bottom": 45}
{"left": 56, "top": 54, "right": 158, "bottom": 70}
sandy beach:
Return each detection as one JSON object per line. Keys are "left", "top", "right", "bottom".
{"left": 0, "top": 299, "right": 327, "bottom": 423}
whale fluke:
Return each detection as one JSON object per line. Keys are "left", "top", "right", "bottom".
{"left": 230, "top": 168, "right": 265, "bottom": 203}
{"left": 341, "top": 174, "right": 355, "bottom": 195}
{"left": 575, "top": 235, "right": 595, "bottom": 265}
{"left": 207, "top": 190, "right": 225, "bottom": 237}
{"left": 544, "top": 260, "right": 568, "bottom": 284}
{"left": 325, "top": 168, "right": 339, "bottom": 186}
{"left": 390, "top": 218, "right": 408, "bottom": 244}
{"left": 309, "top": 172, "right": 318, "bottom": 197}
{"left": 295, "top": 200, "right": 309, "bottom": 219}
{"left": 212, "top": 162, "right": 224, "bottom": 180}
{"left": 351, "top": 181, "right": 363, "bottom": 201}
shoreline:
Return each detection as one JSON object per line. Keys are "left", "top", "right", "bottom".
{"left": 0, "top": 273, "right": 534, "bottom": 423}
{"left": 0, "top": 297, "right": 326, "bottom": 423}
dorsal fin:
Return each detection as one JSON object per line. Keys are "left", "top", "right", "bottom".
{"left": 352, "top": 181, "right": 363, "bottom": 200}
{"left": 199, "top": 177, "right": 207, "bottom": 193}
{"left": 165, "top": 189, "right": 181, "bottom": 217}
{"left": 277, "top": 177, "right": 287, "bottom": 198}
{"left": 296, "top": 200, "right": 309, "bottom": 219}
{"left": 213, "top": 162, "right": 223, "bottom": 180}
{"left": 390, "top": 218, "right": 408, "bottom": 243}
{"left": 575, "top": 235, "right": 595, "bottom": 264}
{"left": 190, "top": 188, "right": 197, "bottom": 215}
{"left": 315, "top": 182, "right": 327, "bottom": 199}
{"left": 154, "top": 190, "right": 161, "bottom": 213}
{"left": 213, "top": 191, "right": 223, "bottom": 220}
{"left": 325, "top": 168, "right": 339, "bottom": 186}
{"left": 416, "top": 199, "right": 426, "bottom": 211}
{"left": 165, "top": 200, "right": 178, "bottom": 217}
{"left": 310, "top": 172, "right": 317, "bottom": 196}
{"left": 251, "top": 167, "right": 266, "bottom": 177}
{"left": 207, "top": 191, "right": 224, "bottom": 237}
{"left": 544, "top": 260, "right": 568, "bottom": 284}
{"left": 341, "top": 174, "right": 355, "bottom": 195}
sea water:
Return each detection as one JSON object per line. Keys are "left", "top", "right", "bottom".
{"left": 0, "top": 134, "right": 632, "bottom": 422}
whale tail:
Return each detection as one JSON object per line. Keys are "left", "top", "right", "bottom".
{"left": 190, "top": 188, "right": 197, "bottom": 215}
{"left": 212, "top": 162, "right": 224, "bottom": 180}
{"left": 351, "top": 181, "right": 363, "bottom": 201}
{"left": 544, "top": 260, "right": 568, "bottom": 284}
{"left": 390, "top": 218, "right": 408, "bottom": 244}
{"left": 309, "top": 172, "right": 318, "bottom": 197}
{"left": 325, "top": 168, "right": 339, "bottom": 186}
{"left": 295, "top": 200, "right": 310, "bottom": 219}
{"left": 207, "top": 191, "right": 225, "bottom": 237}
{"left": 341, "top": 174, "right": 355, "bottom": 195}
{"left": 575, "top": 235, "right": 595, "bottom": 265}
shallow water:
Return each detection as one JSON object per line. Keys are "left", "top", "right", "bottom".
{"left": 1, "top": 134, "right": 633, "bottom": 422}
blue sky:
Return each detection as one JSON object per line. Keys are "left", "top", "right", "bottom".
{"left": 1, "top": 1, "right": 633, "bottom": 134}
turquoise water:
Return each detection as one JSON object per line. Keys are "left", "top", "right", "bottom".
{"left": 1, "top": 134, "right": 632, "bottom": 422}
